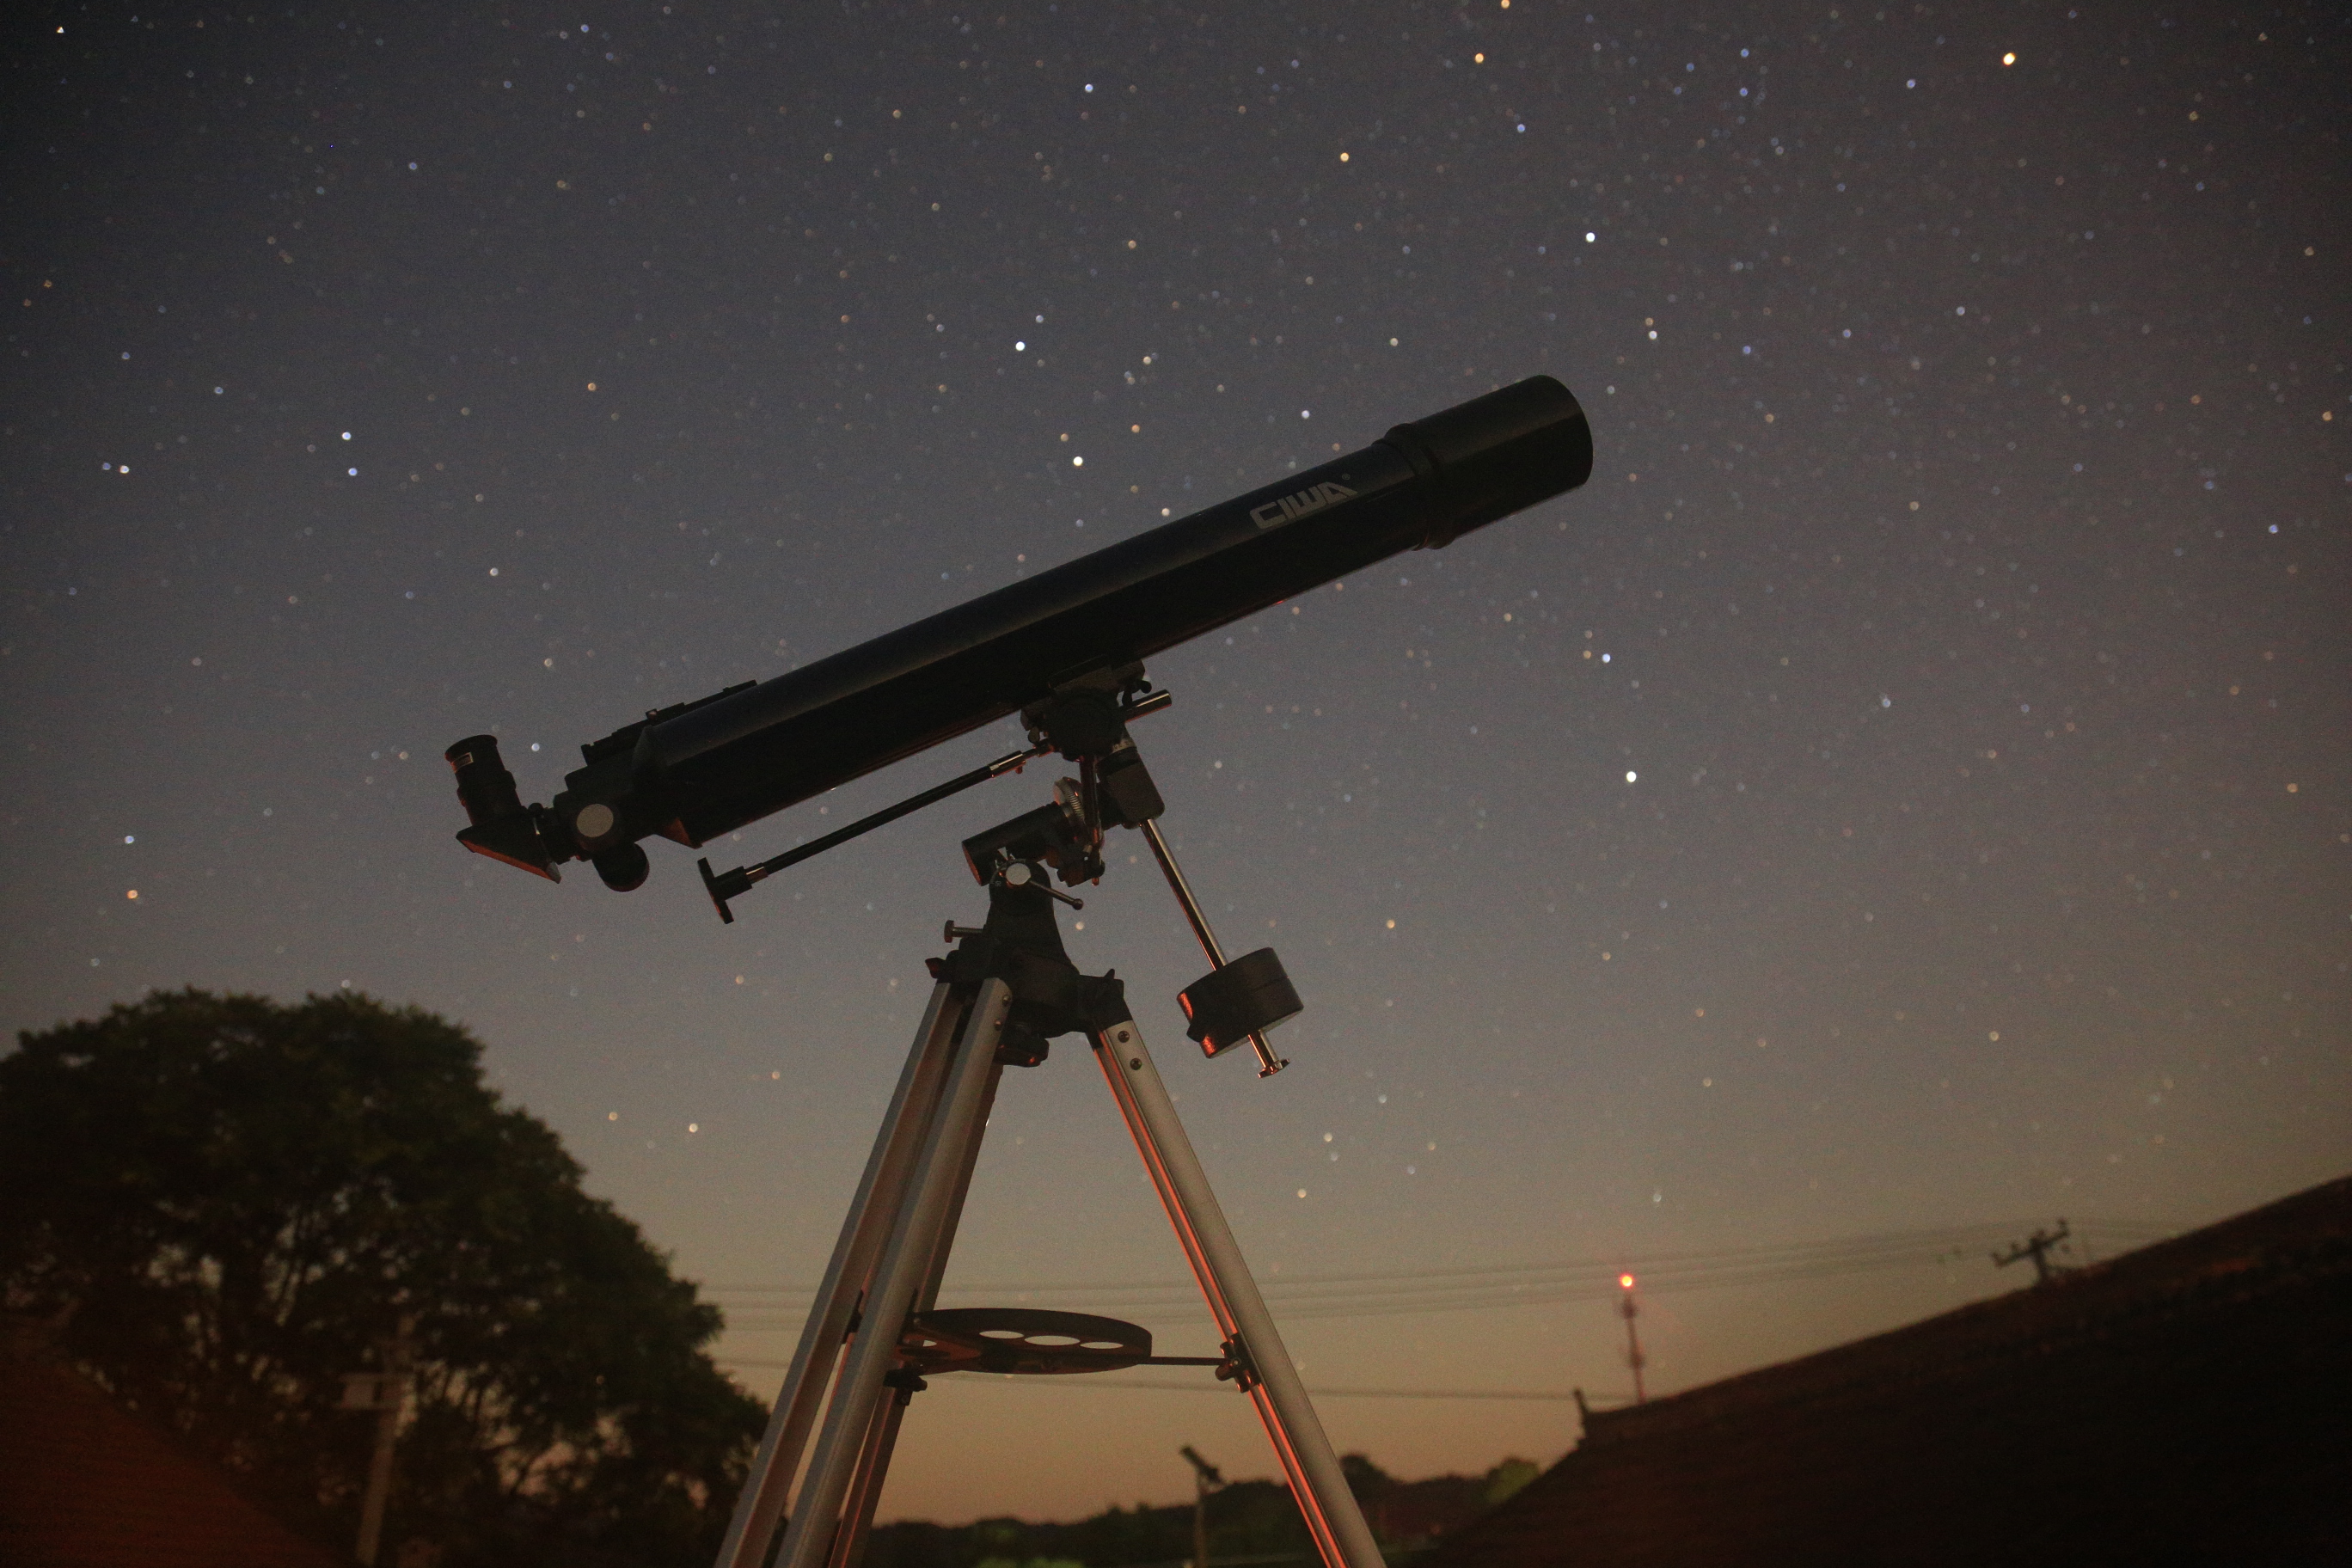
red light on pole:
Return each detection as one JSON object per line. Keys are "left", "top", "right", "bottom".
{"left": 1617, "top": 1273, "right": 1646, "bottom": 1404}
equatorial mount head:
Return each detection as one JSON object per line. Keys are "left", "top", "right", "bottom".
{"left": 961, "top": 785, "right": 1096, "bottom": 887}
{"left": 963, "top": 664, "right": 1169, "bottom": 889}
{"left": 947, "top": 746, "right": 1300, "bottom": 1075}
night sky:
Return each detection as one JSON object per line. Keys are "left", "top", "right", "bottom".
{"left": 6, "top": 0, "right": 2347, "bottom": 1528}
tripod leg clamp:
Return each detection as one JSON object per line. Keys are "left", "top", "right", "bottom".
{"left": 1215, "top": 1332, "right": 1263, "bottom": 1393}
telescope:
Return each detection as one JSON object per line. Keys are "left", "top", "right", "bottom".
{"left": 444, "top": 374, "right": 1592, "bottom": 903}
{"left": 440, "top": 374, "right": 1593, "bottom": 1568}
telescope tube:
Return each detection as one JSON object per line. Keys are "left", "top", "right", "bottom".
{"left": 458, "top": 374, "right": 1591, "bottom": 881}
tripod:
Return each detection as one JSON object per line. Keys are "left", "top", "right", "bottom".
{"left": 708, "top": 691, "right": 1384, "bottom": 1568}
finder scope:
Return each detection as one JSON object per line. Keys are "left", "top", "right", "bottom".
{"left": 446, "top": 374, "right": 1593, "bottom": 891}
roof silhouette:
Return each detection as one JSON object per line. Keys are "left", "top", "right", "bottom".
{"left": 1424, "top": 1174, "right": 2352, "bottom": 1568}
{"left": 0, "top": 1340, "right": 340, "bottom": 1568}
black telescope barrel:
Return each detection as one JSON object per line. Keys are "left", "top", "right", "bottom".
{"left": 622, "top": 375, "right": 1590, "bottom": 848}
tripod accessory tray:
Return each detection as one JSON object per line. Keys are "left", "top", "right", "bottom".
{"left": 900, "top": 1308, "right": 1151, "bottom": 1375}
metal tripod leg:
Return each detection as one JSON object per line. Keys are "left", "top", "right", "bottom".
{"left": 775, "top": 978, "right": 1014, "bottom": 1568}
{"left": 715, "top": 982, "right": 971, "bottom": 1568}
{"left": 1093, "top": 1015, "right": 1386, "bottom": 1568}
{"left": 826, "top": 1381, "right": 907, "bottom": 1568}
{"left": 824, "top": 1378, "right": 906, "bottom": 1568}
{"left": 826, "top": 1061, "right": 1008, "bottom": 1568}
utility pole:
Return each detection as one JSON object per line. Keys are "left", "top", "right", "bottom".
{"left": 1179, "top": 1445, "right": 1225, "bottom": 1568}
{"left": 340, "top": 1314, "right": 418, "bottom": 1566}
{"left": 1991, "top": 1221, "right": 2073, "bottom": 1286}
{"left": 1618, "top": 1273, "right": 1646, "bottom": 1405}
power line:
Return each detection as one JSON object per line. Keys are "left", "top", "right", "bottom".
{"left": 705, "top": 1217, "right": 2181, "bottom": 1327}
{"left": 707, "top": 1363, "right": 1583, "bottom": 1402}
{"left": 706, "top": 1216, "right": 2175, "bottom": 1300}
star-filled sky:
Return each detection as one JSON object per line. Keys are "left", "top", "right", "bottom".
{"left": 5, "top": 0, "right": 2347, "bottom": 1528}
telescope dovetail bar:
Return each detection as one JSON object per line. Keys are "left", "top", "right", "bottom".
{"left": 444, "top": 375, "right": 1591, "bottom": 897}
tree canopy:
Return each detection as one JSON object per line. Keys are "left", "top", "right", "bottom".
{"left": 0, "top": 988, "right": 764, "bottom": 1566}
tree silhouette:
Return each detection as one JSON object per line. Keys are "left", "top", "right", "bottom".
{"left": 0, "top": 988, "right": 763, "bottom": 1567}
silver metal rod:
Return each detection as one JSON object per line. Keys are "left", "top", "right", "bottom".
{"left": 714, "top": 983, "right": 967, "bottom": 1568}
{"left": 825, "top": 1056, "right": 1004, "bottom": 1568}
{"left": 1139, "top": 819, "right": 1226, "bottom": 965}
{"left": 1093, "top": 1049, "right": 1235, "bottom": 1344}
{"left": 833, "top": 1391, "right": 912, "bottom": 1568}
{"left": 1137, "top": 820, "right": 1284, "bottom": 1076}
{"left": 918, "top": 1063, "right": 1004, "bottom": 1315}
{"left": 1094, "top": 1041, "right": 1328, "bottom": 1563}
{"left": 826, "top": 1393, "right": 900, "bottom": 1568}
{"left": 1090, "top": 1018, "right": 1383, "bottom": 1568}
{"left": 776, "top": 980, "right": 1013, "bottom": 1568}
{"left": 830, "top": 1061, "right": 1005, "bottom": 1568}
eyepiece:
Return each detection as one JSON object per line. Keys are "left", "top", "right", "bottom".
{"left": 445, "top": 734, "right": 562, "bottom": 881}
{"left": 445, "top": 735, "right": 523, "bottom": 827}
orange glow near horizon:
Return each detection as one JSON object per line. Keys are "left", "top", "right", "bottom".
{"left": 1620, "top": 1273, "right": 1636, "bottom": 1289}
